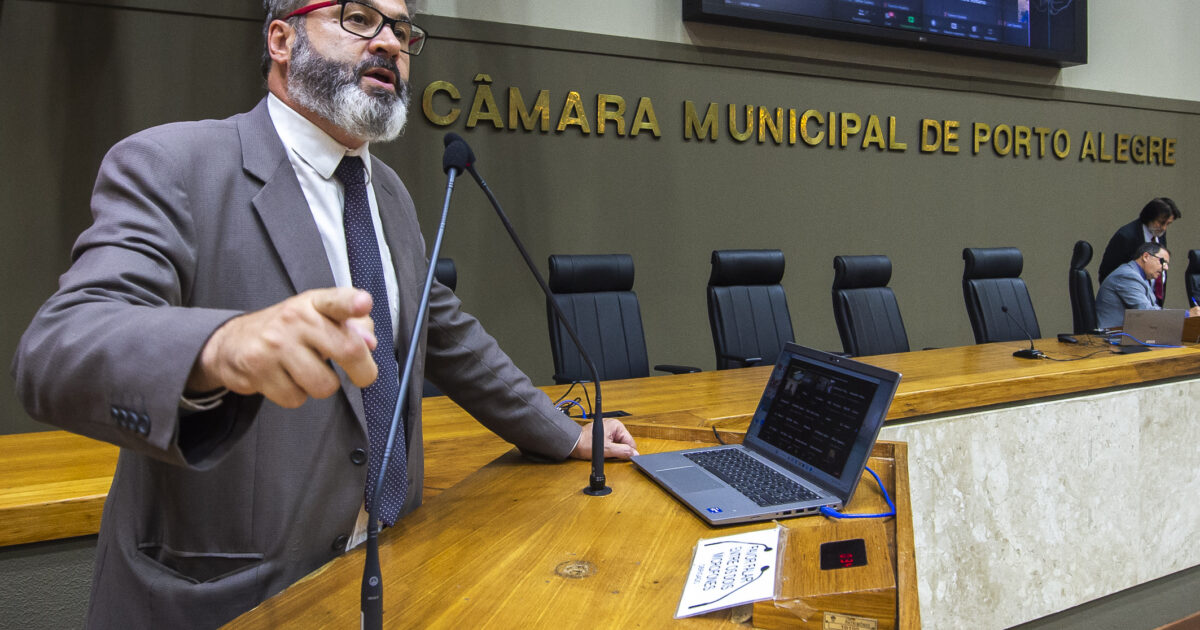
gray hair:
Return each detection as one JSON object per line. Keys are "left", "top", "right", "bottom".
{"left": 260, "top": 0, "right": 426, "bottom": 78}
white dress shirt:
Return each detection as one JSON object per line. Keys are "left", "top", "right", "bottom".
{"left": 266, "top": 93, "right": 400, "bottom": 338}
{"left": 267, "top": 94, "right": 401, "bottom": 550}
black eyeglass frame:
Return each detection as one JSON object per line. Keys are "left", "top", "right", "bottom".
{"left": 283, "top": 0, "right": 427, "bottom": 55}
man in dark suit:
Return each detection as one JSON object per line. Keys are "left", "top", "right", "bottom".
{"left": 12, "top": 1, "right": 636, "bottom": 627}
{"left": 1098, "top": 197, "right": 1182, "bottom": 307}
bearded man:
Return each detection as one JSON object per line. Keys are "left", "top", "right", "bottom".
{"left": 12, "top": 2, "right": 636, "bottom": 628}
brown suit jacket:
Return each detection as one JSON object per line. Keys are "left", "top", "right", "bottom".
{"left": 13, "top": 99, "right": 580, "bottom": 629}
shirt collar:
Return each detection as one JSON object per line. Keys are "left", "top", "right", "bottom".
{"left": 267, "top": 93, "right": 373, "bottom": 183}
{"left": 1141, "top": 222, "right": 1158, "bottom": 243}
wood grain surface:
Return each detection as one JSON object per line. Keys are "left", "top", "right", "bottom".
{"left": 227, "top": 439, "right": 918, "bottom": 629}
{"left": 5, "top": 337, "right": 1196, "bottom": 549}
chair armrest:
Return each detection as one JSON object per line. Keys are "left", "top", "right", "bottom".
{"left": 718, "top": 353, "right": 764, "bottom": 367}
{"left": 653, "top": 364, "right": 702, "bottom": 374}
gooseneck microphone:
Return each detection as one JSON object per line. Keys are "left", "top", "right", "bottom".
{"left": 361, "top": 138, "right": 473, "bottom": 630}
{"left": 1001, "top": 305, "right": 1045, "bottom": 359}
{"left": 443, "top": 132, "right": 612, "bottom": 497}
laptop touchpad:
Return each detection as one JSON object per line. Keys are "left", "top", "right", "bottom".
{"left": 657, "top": 467, "right": 726, "bottom": 493}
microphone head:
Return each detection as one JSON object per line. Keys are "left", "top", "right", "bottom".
{"left": 442, "top": 139, "right": 472, "bottom": 174}
{"left": 442, "top": 132, "right": 477, "bottom": 172}
{"left": 1000, "top": 305, "right": 1010, "bottom": 313}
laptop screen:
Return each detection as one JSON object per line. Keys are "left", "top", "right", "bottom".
{"left": 744, "top": 344, "right": 900, "bottom": 500}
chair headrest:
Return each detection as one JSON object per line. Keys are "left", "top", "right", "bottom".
{"left": 963, "top": 247, "right": 1024, "bottom": 280}
{"left": 548, "top": 254, "right": 635, "bottom": 293}
{"left": 1189, "top": 249, "right": 1200, "bottom": 274}
{"left": 708, "top": 249, "right": 785, "bottom": 286}
{"left": 832, "top": 255, "right": 893, "bottom": 290}
{"left": 1070, "top": 241, "right": 1092, "bottom": 271}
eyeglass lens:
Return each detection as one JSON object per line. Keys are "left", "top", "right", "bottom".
{"left": 341, "top": 2, "right": 425, "bottom": 53}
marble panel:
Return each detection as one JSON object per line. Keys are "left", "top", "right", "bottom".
{"left": 879, "top": 378, "right": 1200, "bottom": 629}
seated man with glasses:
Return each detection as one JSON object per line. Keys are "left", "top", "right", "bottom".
{"left": 1097, "top": 197, "right": 1182, "bottom": 306}
{"left": 13, "top": 1, "right": 636, "bottom": 628}
{"left": 1095, "top": 241, "right": 1200, "bottom": 329}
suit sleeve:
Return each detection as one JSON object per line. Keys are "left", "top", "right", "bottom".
{"left": 421, "top": 282, "right": 581, "bottom": 461}
{"left": 11, "top": 131, "right": 259, "bottom": 468}
{"left": 1098, "top": 232, "right": 1125, "bottom": 283}
{"left": 1109, "top": 269, "right": 1157, "bottom": 312}
{"left": 1098, "top": 222, "right": 1139, "bottom": 283}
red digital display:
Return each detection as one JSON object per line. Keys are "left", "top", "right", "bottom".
{"left": 819, "top": 538, "right": 868, "bottom": 570}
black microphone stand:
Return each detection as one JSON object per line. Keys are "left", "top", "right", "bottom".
{"left": 361, "top": 142, "right": 470, "bottom": 630}
{"left": 1001, "top": 305, "right": 1045, "bottom": 359}
{"left": 445, "top": 133, "right": 611, "bottom": 497}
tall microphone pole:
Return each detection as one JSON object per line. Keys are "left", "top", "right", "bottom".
{"left": 443, "top": 132, "right": 611, "bottom": 497}
{"left": 361, "top": 140, "right": 474, "bottom": 630}
{"left": 1001, "top": 305, "right": 1045, "bottom": 359}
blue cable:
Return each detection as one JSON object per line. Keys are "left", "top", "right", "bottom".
{"left": 556, "top": 399, "right": 587, "bottom": 418}
{"left": 1106, "top": 331, "right": 1182, "bottom": 348}
{"left": 819, "top": 466, "right": 896, "bottom": 519}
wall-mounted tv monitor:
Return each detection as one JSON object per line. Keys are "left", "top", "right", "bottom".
{"left": 683, "top": 0, "right": 1086, "bottom": 67}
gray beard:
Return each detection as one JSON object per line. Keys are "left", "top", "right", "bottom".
{"left": 287, "top": 28, "right": 410, "bottom": 143}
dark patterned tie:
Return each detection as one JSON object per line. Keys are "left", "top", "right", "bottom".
{"left": 334, "top": 156, "right": 407, "bottom": 525}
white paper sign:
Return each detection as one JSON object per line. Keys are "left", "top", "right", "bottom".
{"left": 675, "top": 526, "right": 781, "bottom": 618}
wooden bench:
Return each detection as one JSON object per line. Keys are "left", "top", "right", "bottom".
{"left": 0, "top": 431, "right": 118, "bottom": 547}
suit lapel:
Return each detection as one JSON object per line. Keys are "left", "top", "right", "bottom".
{"left": 238, "top": 99, "right": 368, "bottom": 428}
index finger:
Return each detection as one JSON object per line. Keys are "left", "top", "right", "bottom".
{"left": 308, "top": 287, "right": 373, "bottom": 323}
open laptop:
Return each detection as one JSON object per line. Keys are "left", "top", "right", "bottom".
{"left": 1116, "top": 309, "right": 1186, "bottom": 350}
{"left": 632, "top": 343, "right": 901, "bottom": 526}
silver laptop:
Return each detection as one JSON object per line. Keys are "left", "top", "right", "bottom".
{"left": 1118, "top": 309, "right": 1186, "bottom": 348}
{"left": 632, "top": 343, "right": 901, "bottom": 526}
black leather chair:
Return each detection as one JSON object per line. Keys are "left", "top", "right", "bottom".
{"left": 1068, "top": 241, "right": 1099, "bottom": 334}
{"left": 547, "top": 254, "right": 698, "bottom": 384}
{"left": 832, "top": 255, "right": 910, "bottom": 356}
{"left": 1187, "top": 249, "right": 1200, "bottom": 307}
{"left": 962, "top": 247, "right": 1041, "bottom": 344}
{"left": 707, "top": 249, "right": 795, "bottom": 369}
{"left": 423, "top": 258, "right": 457, "bottom": 397}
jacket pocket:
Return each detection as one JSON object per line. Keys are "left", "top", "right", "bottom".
{"left": 136, "top": 543, "right": 264, "bottom": 584}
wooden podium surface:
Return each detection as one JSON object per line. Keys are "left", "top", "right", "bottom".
{"left": 545, "top": 337, "right": 1200, "bottom": 441}
{"left": 3, "top": 336, "right": 1197, "bottom": 548}
{"left": 226, "top": 439, "right": 918, "bottom": 629}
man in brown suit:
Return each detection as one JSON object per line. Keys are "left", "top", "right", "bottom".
{"left": 12, "top": 1, "right": 636, "bottom": 627}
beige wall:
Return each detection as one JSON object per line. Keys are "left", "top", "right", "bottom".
{"left": 424, "top": 0, "right": 1200, "bottom": 102}
{"left": 2, "top": 1, "right": 1198, "bottom": 435}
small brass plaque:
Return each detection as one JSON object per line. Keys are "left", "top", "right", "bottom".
{"left": 823, "top": 611, "right": 878, "bottom": 630}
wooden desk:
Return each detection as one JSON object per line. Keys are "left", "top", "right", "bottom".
{"left": 227, "top": 439, "right": 918, "bottom": 629}
{"left": 605, "top": 337, "right": 1200, "bottom": 439}
{"left": 6, "top": 337, "right": 1198, "bottom": 549}
{"left": 1184, "top": 315, "right": 1200, "bottom": 344}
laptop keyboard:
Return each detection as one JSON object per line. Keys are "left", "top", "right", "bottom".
{"left": 684, "top": 449, "right": 821, "bottom": 507}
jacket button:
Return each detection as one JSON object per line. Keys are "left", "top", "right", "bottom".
{"left": 332, "top": 535, "right": 349, "bottom": 551}
{"left": 137, "top": 415, "right": 151, "bottom": 435}
{"left": 350, "top": 449, "right": 367, "bottom": 465}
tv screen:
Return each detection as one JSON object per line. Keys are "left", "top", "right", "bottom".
{"left": 683, "top": 0, "right": 1086, "bottom": 67}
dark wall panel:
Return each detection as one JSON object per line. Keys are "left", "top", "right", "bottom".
{"left": 2, "top": 3, "right": 1197, "bottom": 435}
